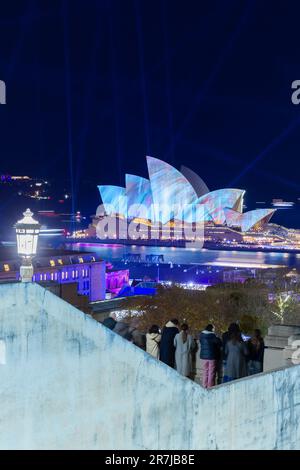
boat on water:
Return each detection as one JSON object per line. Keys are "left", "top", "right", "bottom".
{"left": 272, "top": 199, "right": 294, "bottom": 208}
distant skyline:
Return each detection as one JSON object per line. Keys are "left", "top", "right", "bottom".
{"left": 1, "top": 0, "right": 300, "bottom": 218}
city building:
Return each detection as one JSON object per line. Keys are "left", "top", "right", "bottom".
{"left": 106, "top": 266, "right": 130, "bottom": 297}
{"left": 0, "top": 248, "right": 128, "bottom": 302}
{"left": 223, "top": 268, "right": 256, "bottom": 283}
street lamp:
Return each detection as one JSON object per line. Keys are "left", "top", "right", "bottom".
{"left": 16, "top": 208, "right": 40, "bottom": 282}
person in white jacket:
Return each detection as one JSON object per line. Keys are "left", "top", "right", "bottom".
{"left": 146, "top": 325, "right": 161, "bottom": 359}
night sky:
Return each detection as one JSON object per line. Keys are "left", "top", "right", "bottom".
{"left": 1, "top": 0, "right": 300, "bottom": 220}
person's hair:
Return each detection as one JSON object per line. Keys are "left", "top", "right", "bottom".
{"left": 171, "top": 318, "right": 179, "bottom": 325}
{"left": 228, "top": 322, "right": 240, "bottom": 334}
{"left": 205, "top": 324, "right": 214, "bottom": 332}
{"left": 251, "top": 329, "right": 263, "bottom": 350}
{"left": 149, "top": 324, "right": 160, "bottom": 334}
{"left": 230, "top": 330, "right": 242, "bottom": 344}
{"left": 254, "top": 329, "right": 262, "bottom": 339}
{"left": 181, "top": 323, "right": 189, "bottom": 343}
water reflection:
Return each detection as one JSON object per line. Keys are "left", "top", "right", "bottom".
{"left": 67, "top": 243, "right": 298, "bottom": 269}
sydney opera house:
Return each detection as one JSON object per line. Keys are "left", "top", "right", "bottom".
{"left": 88, "top": 157, "right": 277, "bottom": 247}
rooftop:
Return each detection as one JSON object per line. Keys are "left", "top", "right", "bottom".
{"left": 0, "top": 246, "right": 104, "bottom": 272}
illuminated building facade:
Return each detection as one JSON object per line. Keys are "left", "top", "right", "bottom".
{"left": 0, "top": 250, "right": 129, "bottom": 301}
{"left": 98, "top": 185, "right": 127, "bottom": 218}
{"left": 93, "top": 157, "right": 276, "bottom": 242}
{"left": 224, "top": 208, "right": 276, "bottom": 232}
{"left": 125, "top": 174, "right": 153, "bottom": 220}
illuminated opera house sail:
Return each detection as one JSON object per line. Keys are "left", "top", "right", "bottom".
{"left": 96, "top": 156, "right": 276, "bottom": 239}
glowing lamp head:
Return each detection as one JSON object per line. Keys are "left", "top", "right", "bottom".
{"left": 16, "top": 208, "right": 40, "bottom": 258}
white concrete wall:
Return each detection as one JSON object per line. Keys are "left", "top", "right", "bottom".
{"left": 0, "top": 282, "right": 299, "bottom": 450}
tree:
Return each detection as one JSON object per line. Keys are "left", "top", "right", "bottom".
{"left": 267, "top": 268, "right": 300, "bottom": 326}
{"left": 119, "top": 282, "right": 270, "bottom": 335}
{"left": 270, "top": 293, "right": 300, "bottom": 325}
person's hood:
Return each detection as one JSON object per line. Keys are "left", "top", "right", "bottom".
{"left": 201, "top": 330, "right": 215, "bottom": 335}
{"left": 165, "top": 321, "right": 178, "bottom": 328}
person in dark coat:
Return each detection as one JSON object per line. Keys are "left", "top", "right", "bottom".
{"left": 247, "top": 329, "right": 265, "bottom": 375}
{"left": 159, "top": 319, "right": 179, "bottom": 368}
{"left": 199, "top": 324, "right": 222, "bottom": 388}
{"left": 102, "top": 313, "right": 117, "bottom": 330}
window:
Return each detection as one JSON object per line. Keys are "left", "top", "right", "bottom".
{"left": 44, "top": 274, "right": 47, "bottom": 281}
{"left": 51, "top": 273, "right": 54, "bottom": 281}
{"left": 58, "top": 259, "right": 63, "bottom": 265}
{"left": 75, "top": 270, "right": 79, "bottom": 278}
{"left": 4, "top": 264, "right": 10, "bottom": 272}
{"left": 78, "top": 257, "right": 84, "bottom": 264}
{"left": 50, "top": 260, "right": 55, "bottom": 267}
{"left": 82, "top": 269, "right": 85, "bottom": 277}
{"left": 55, "top": 273, "right": 58, "bottom": 281}
{"left": 72, "top": 270, "right": 75, "bottom": 279}
{"left": 62, "top": 272, "right": 65, "bottom": 280}
{"left": 65, "top": 271, "right": 68, "bottom": 280}
{"left": 40, "top": 274, "right": 43, "bottom": 281}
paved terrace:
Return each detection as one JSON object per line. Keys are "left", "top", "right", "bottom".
{"left": 0, "top": 282, "right": 299, "bottom": 450}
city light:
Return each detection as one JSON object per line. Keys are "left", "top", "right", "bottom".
{"left": 15, "top": 209, "right": 40, "bottom": 282}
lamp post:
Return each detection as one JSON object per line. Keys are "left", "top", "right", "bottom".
{"left": 16, "top": 208, "right": 40, "bottom": 282}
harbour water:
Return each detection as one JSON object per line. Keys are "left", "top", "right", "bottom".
{"left": 67, "top": 242, "right": 300, "bottom": 270}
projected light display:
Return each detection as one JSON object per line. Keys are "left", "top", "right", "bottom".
{"left": 125, "top": 174, "right": 153, "bottom": 220}
{"left": 98, "top": 185, "right": 127, "bottom": 217}
{"left": 97, "top": 156, "right": 275, "bottom": 232}
{"left": 225, "top": 208, "right": 276, "bottom": 232}
{"left": 146, "top": 156, "right": 198, "bottom": 224}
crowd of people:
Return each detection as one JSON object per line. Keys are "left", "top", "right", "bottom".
{"left": 200, "top": 322, "right": 265, "bottom": 386}
{"left": 102, "top": 313, "right": 265, "bottom": 388}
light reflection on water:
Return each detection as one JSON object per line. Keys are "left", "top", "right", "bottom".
{"left": 67, "top": 243, "right": 298, "bottom": 269}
